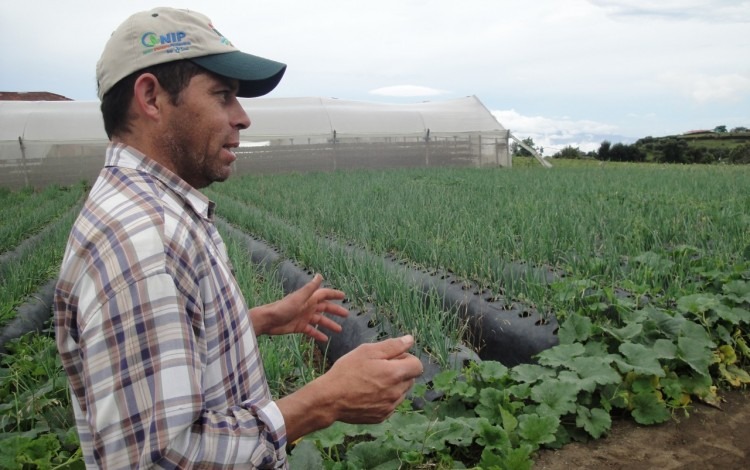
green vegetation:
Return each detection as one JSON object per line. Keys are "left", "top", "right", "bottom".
{"left": 0, "top": 182, "right": 89, "bottom": 330}
{"left": 0, "top": 184, "right": 85, "bottom": 255}
{"left": 207, "top": 164, "right": 748, "bottom": 315}
{"left": 0, "top": 332, "right": 82, "bottom": 469}
{"left": 547, "top": 128, "right": 750, "bottom": 164}
{"left": 1, "top": 161, "right": 748, "bottom": 468}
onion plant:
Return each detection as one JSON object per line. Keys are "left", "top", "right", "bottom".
{"left": 205, "top": 188, "right": 467, "bottom": 367}
{"left": 0, "top": 183, "right": 85, "bottom": 255}
{"left": 0, "top": 205, "right": 80, "bottom": 326}
{"left": 209, "top": 164, "right": 749, "bottom": 315}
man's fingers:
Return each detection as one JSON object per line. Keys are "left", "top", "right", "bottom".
{"left": 318, "top": 301, "right": 348, "bottom": 318}
{"left": 298, "top": 274, "right": 324, "bottom": 297}
{"left": 368, "top": 335, "right": 415, "bottom": 360}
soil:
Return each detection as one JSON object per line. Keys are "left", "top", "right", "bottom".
{"left": 533, "top": 389, "right": 750, "bottom": 469}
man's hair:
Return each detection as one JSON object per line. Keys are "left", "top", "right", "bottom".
{"left": 100, "top": 60, "right": 205, "bottom": 139}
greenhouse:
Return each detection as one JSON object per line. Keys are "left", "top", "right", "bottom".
{"left": 0, "top": 95, "right": 511, "bottom": 189}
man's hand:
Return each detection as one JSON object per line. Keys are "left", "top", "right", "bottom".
{"left": 250, "top": 274, "right": 349, "bottom": 342}
{"left": 277, "top": 335, "right": 424, "bottom": 443}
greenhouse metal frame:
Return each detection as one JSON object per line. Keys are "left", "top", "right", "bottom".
{"left": 0, "top": 95, "right": 510, "bottom": 189}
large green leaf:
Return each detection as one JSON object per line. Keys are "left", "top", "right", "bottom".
{"left": 475, "top": 388, "right": 509, "bottom": 423}
{"left": 288, "top": 440, "right": 323, "bottom": 469}
{"left": 677, "top": 293, "right": 721, "bottom": 315}
{"left": 652, "top": 338, "right": 678, "bottom": 359}
{"left": 600, "top": 322, "right": 643, "bottom": 342}
{"left": 475, "top": 418, "right": 511, "bottom": 451}
{"left": 558, "top": 313, "right": 594, "bottom": 344}
{"left": 345, "top": 441, "right": 401, "bottom": 470}
{"left": 722, "top": 280, "right": 750, "bottom": 305}
{"left": 536, "top": 343, "right": 586, "bottom": 368}
{"left": 510, "top": 364, "right": 556, "bottom": 385}
{"left": 630, "top": 392, "right": 671, "bottom": 425}
{"left": 676, "top": 336, "right": 712, "bottom": 377}
{"left": 529, "top": 379, "right": 579, "bottom": 416}
{"left": 475, "top": 361, "right": 510, "bottom": 384}
{"left": 575, "top": 405, "right": 612, "bottom": 439}
{"left": 615, "top": 342, "right": 665, "bottom": 377}
{"left": 517, "top": 413, "right": 560, "bottom": 447}
{"left": 566, "top": 356, "right": 622, "bottom": 392}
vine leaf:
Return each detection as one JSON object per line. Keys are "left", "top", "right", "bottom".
{"left": 536, "top": 343, "right": 586, "bottom": 368}
{"left": 566, "top": 356, "right": 622, "bottom": 392}
{"left": 575, "top": 405, "right": 612, "bottom": 439}
{"left": 346, "top": 440, "right": 402, "bottom": 469}
{"left": 518, "top": 413, "right": 560, "bottom": 448}
{"left": 510, "top": 364, "right": 557, "bottom": 385}
{"left": 630, "top": 392, "right": 671, "bottom": 425}
{"left": 722, "top": 280, "right": 750, "bottom": 305}
{"left": 287, "top": 440, "right": 323, "bottom": 469}
{"left": 676, "top": 336, "right": 712, "bottom": 376}
{"left": 558, "top": 313, "right": 593, "bottom": 344}
{"left": 652, "top": 338, "right": 677, "bottom": 359}
{"left": 615, "top": 342, "right": 665, "bottom": 377}
{"left": 600, "top": 322, "right": 643, "bottom": 342}
{"left": 530, "top": 379, "right": 579, "bottom": 416}
{"left": 476, "top": 418, "right": 511, "bottom": 451}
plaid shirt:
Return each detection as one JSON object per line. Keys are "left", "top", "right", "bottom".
{"left": 55, "top": 143, "right": 288, "bottom": 469}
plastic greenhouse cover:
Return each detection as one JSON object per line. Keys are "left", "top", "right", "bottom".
{"left": 0, "top": 95, "right": 506, "bottom": 144}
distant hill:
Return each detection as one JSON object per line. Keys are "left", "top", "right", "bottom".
{"left": 0, "top": 91, "right": 72, "bottom": 101}
{"left": 626, "top": 130, "right": 750, "bottom": 163}
{"left": 550, "top": 129, "right": 750, "bottom": 163}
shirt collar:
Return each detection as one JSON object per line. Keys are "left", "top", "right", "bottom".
{"left": 105, "top": 142, "right": 215, "bottom": 220}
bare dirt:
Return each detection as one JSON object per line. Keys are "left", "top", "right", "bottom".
{"left": 533, "top": 389, "right": 750, "bottom": 469}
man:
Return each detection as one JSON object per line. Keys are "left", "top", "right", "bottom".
{"left": 55, "top": 7, "right": 422, "bottom": 469}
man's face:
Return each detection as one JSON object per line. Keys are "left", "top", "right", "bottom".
{"left": 156, "top": 73, "right": 250, "bottom": 189}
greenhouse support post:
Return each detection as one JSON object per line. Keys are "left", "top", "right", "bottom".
{"left": 424, "top": 128, "right": 430, "bottom": 166}
{"left": 18, "top": 136, "right": 29, "bottom": 187}
{"left": 331, "top": 129, "right": 337, "bottom": 171}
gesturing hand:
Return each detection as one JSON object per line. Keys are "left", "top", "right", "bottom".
{"left": 277, "top": 334, "right": 424, "bottom": 443}
{"left": 250, "top": 273, "right": 349, "bottom": 342}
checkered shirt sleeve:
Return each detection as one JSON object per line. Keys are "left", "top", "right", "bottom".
{"left": 55, "top": 143, "right": 288, "bottom": 469}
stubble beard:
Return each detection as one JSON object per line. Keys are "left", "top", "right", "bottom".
{"left": 160, "top": 123, "right": 229, "bottom": 189}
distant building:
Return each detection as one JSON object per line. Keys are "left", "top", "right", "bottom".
{"left": 0, "top": 91, "right": 72, "bottom": 101}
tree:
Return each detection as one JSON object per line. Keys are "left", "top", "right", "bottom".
{"left": 713, "top": 125, "right": 728, "bottom": 133}
{"left": 608, "top": 143, "right": 645, "bottom": 162}
{"left": 554, "top": 146, "right": 584, "bottom": 159}
{"left": 729, "top": 143, "right": 750, "bottom": 164}
{"left": 659, "top": 138, "right": 688, "bottom": 163}
{"left": 597, "top": 141, "right": 611, "bottom": 161}
{"left": 511, "top": 137, "right": 536, "bottom": 157}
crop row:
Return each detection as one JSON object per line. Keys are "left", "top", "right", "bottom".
{"left": 0, "top": 185, "right": 85, "bottom": 327}
{"left": 207, "top": 164, "right": 749, "bottom": 312}
{"left": 1, "top": 162, "right": 749, "bottom": 469}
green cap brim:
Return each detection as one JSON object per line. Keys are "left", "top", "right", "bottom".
{"left": 191, "top": 51, "right": 287, "bottom": 98}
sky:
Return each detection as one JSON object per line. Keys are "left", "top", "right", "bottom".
{"left": 2, "top": 0, "right": 749, "bottom": 154}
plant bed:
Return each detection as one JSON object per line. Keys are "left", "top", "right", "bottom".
{"left": 217, "top": 219, "right": 479, "bottom": 385}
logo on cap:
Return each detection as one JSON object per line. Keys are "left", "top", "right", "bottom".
{"left": 209, "top": 23, "right": 233, "bottom": 47}
{"left": 141, "top": 31, "right": 192, "bottom": 55}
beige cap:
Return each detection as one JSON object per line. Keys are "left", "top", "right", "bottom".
{"left": 96, "top": 7, "right": 286, "bottom": 100}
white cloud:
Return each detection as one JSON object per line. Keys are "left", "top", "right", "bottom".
{"left": 588, "top": 0, "right": 750, "bottom": 22}
{"left": 658, "top": 72, "right": 750, "bottom": 103}
{"left": 369, "top": 85, "right": 449, "bottom": 97}
{"left": 492, "top": 109, "right": 622, "bottom": 155}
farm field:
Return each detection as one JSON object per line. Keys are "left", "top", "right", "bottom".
{"left": 0, "top": 160, "right": 748, "bottom": 468}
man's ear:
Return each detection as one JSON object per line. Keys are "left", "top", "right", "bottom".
{"left": 132, "top": 73, "right": 166, "bottom": 121}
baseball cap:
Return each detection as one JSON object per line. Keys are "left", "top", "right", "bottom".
{"left": 96, "top": 7, "right": 287, "bottom": 100}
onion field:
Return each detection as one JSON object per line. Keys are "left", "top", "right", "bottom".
{"left": 1, "top": 161, "right": 748, "bottom": 469}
